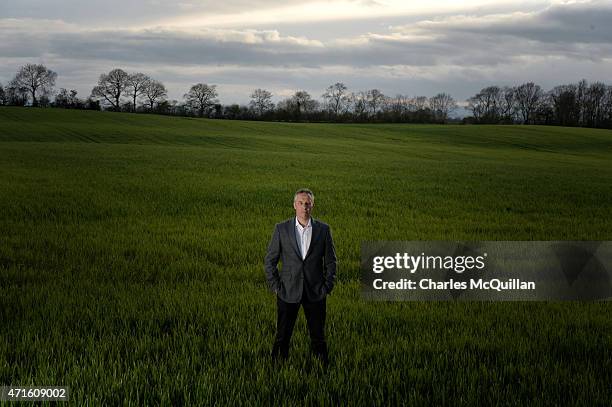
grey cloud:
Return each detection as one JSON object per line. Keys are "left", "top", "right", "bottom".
{"left": 2, "top": 19, "right": 600, "bottom": 72}
{"left": 523, "top": 1, "right": 612, "bottom": 43}
{"left": 403, "top": 1, "right": 612, "bottom": 45}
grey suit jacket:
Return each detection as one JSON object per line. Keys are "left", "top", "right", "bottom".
{"left": 264, "top": 218, "right": 337, "bottom": 303}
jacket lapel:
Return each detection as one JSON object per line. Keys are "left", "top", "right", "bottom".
{"left": 287, "top": 218, "right": 302, "bottom": 259}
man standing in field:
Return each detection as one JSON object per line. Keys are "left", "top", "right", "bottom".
{"left": 264, "top": 188, "right": 337, "bottom": 366}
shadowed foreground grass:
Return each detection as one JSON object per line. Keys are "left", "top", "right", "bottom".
{"left": 1, "top": 107, "right": 611, "bottom": 405}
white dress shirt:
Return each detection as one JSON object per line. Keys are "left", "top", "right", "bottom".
{"left": 295, "top": 217, "right": 312, "bottom": 260}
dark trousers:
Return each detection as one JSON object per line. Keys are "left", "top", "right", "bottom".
{"left": 271, "top": 292, "right": 328, "bottom": 364}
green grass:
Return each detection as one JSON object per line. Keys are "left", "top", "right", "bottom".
{"left": 1, "top": 106, "right": 611, "bottom": 405}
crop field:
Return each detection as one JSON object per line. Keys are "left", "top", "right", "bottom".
{"left": 1, "top": 107, "right": 612, "bottom": 405}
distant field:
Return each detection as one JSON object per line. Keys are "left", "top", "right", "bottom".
{"left": 1, "top": 107, "right": 611, "bottom": 405}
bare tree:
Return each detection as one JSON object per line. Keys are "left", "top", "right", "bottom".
{"left": 514, "top": 82, "right": 543, "bottom": 124}
{"left": 603, "top": 85, "right": 612, "bottom": 127}
{"left": 142, "top": 80, "right": 167, "bottom": 110}
{"left": 69, "top": 89, "right": 79, "bottom": 107}
{"left": 91, "top": 69, "right": 129, "bottom": 111}
{"left": 5, "top": 79, "right": 29, "bottom": 106}
{"left": 0, "top": 83, "right": 5, "bottom": 105}
{"left": 575, "top": 79, "right": 589, "bottom": 126}
{"left": 126, "top": 72, "right": 151, "bottom": 112}
{"left": 276, "top": 91, "right": 317, "bottom": 120}
{"left": 322, "top": 82, "right": 349, "bottom": 117}
{"left": 291, "top": 90, "right": 317, "bottom": 116}
{"left": 499, "top": 87, "right": 516, "bottom": 122}
{"left": 584, "top": 81, "right": 607, "bottom": 127}
{"left": 11, "top": 63, "right": 57, "bottom": 107}
{"left": 550, "top": 84, "right": 578, "bottom": 126}
{"left": 54, "top": 88, "right": 70, "bottom": 108}
{"left": 366, "top": 89, "right": 385, "bottom": 117}
{"left": 184, "top": 83, "right": 218, "bottom": 117}
{"left": 429, "top": 93, "right": 457, "bottom": 123}
{"left": 54, "top": 88, "right": 81, "bottom": 108}
{"left": 467, "top": 86, "right": 502, "bottom": 123}
{"left": 467, "top": 95, "right": 485, "bottom": 122}
{"left": 411, "top": 96, "right": 429, "bottom": 112}
{"left": 349, "top": 92, "right": 367, "bottom": 119}
{"left": 249, "top": 88, "right": 274, "bottom": 116}
{"left": 386, "top": 94, "right": 410, "bottom": 120}
{"left": 161, "top": 99, "right": 186, "bottom": 116}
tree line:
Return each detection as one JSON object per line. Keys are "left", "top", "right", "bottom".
{"left": 466, "top": 82, "right": 612, "bottom": 128}
{"left": 2, "top": 63, "right": 612, "bottom": 128}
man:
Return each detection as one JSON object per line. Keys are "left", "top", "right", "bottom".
{"left": 264, "top": 188, "right": 337, "bottom": 366}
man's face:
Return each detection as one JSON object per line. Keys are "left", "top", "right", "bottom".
{"left": 294, "top": 193, "right": 314, "bottom": 219}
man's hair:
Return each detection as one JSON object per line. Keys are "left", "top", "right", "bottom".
{"left": 294, "top": 188, "right": 315, "bottom": 202}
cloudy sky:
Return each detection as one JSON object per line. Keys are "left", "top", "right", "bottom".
{"left": 1, "top": 0, "right": 611, "bottom": 106}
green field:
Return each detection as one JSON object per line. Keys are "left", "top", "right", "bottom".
{"left": 1, "top": 106, "right": 611, "bottom": 405}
